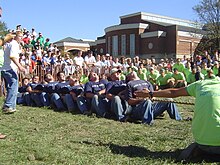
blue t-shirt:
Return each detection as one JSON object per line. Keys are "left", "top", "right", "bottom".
{"left": 28, "top": 83, "right": 40, "bottom": 90}
{"left": 43, "top": 82, "right": 58, "bottom": 93}
{"left": 106, "top": 80, "right": 127, "bottom": 95}
{"left": 84, "top": 81, "right": 106, "bottom": 95}
{"left": 18, "top": 86, "right": 28, "bottom": 93}
{"left": 70, "top": 84, "right": 84, "bottom": 96}
{"left": 125, "top": 79, "right": 153, "bottom": 100}
{"left": 54, "top": 82, "right": 69, "bottom": 94}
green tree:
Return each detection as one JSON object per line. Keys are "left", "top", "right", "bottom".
{"left": 193, "top": 0, "right": 220, "bottom": 52}
{"left": 0, "top": 21, "right": 8, "bottom": 38}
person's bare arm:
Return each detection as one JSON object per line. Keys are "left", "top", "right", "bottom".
{"left": 10, "top": 57, "right": 25, "bottom": 72}
{"left": 127, "top": 97, "right": 146, "bottom": 106}
{"left": 135, "top": 87, "right": 189, "bottom": 98}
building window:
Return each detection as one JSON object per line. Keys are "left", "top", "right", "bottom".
{"left": 100, "top": 48, "right": 103, "bottom": 54}
{"left": 107, "top": 37, "right": 111, "bottom": 54}
{"left": 148, "top": 42, "right": 153, "bottom": 50}
{"left": 121, "top": 34, "right": 126, "bottom": 56}
{"left": 112, "top": 35, "right": 118, "bottom": 56}
{"left": 130, "top": 34, "right": 135, "bottom": 57}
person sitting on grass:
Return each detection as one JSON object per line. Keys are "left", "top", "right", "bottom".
{"left": 171, "top": 68, "right": 187, "bottom": 88}
{"left": 125, "top": 71, "right": 182, "bottom": 125}
{"left": 134, "top": 78, "right": 220, "bottom": 162}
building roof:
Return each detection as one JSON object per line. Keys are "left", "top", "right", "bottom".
{"left": 54, "top": 37, "right": 86, "bottom": 44}
{"left": 120, "top": 12, "right": 201, "bottom": 28}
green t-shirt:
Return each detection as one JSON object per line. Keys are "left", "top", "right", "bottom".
{"left": 172, "top": 72, "right": 186, "bottom": 81}
{"left": 183, "top": 68, "right": 191, "bottom": 83}
{"left": 147, "top": 72, "right": 159, "bottom": 85}
{"left": 188, "top": 73, "right": 196, "bottom": 84}
{"left": 201, "top": 68, "right": 208, "bottom": 76}
{"left": 156, "top": 74, "right": 169, "bottom": 86}
{"left": 120, "top": 73, "right": 126, "bottom": 80}
{"left": 138, "top": 72, "right": 147, "bottom": 80}
{"left": 80, "top": 75, "right": 89, "bottom": 84}
{"left": 186, "top": 79, "right": 220, "bottom": 146}
{"left": 173, "top": 63, "right": 185, "bottom": 73}
{"left": 213, "top": 66, "right": 218, "bottom": 76}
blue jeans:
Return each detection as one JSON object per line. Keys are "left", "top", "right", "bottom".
{"left": 111, "top": 96, "right": 131, "bottom": 121}
{"left": 130, "top": 99, "right": 154, "bottom": 124}
{"left": 152, "top": 101, "right": 182, "bottom": 120}
{"left": 76, "top": 96, "right": 88, "bottom": 114}
{"left": 50, "top": 93, "right": 66, "bottom": 111}
{"left": 31, "top": 93, "right": 43, "bottom": 107}
{"left": 1, "top": 69, "right": 18, "bottom": 109}
{"left": 40, "top": 92, "right": 50, "bottom": 106}
{"left": 63, "top": 94, "right": 78, "bottom": 111}
{"left": 91, "top": 95, "right": 109, "bottom": 117}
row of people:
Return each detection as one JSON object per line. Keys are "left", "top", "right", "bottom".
{"left": 17, "top": 70, "right": 182, "bottom": 125}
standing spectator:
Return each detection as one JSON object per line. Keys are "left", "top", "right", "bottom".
{"left": 84, "top": 50, "right": 96, "bottom": 67}
{"left": 31, "top": 28, "right": 37, "bottom": 38}
{"left": 1, "top": 32, "right": 25, "bottom": 113}
{"left": 36, "top": 32, "right": 44, "bottom": 48}
{"left": 44, "top": 38, "right": 50, "bottom": 50}
{"left": 74, "top": 50, "right": 84, "bottom": 68}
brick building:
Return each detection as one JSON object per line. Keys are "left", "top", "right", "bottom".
{"left": 91, "top": 12, "right": 203, "bottom": 60}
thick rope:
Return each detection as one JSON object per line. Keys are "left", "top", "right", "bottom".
{"left": 152, "top": 98, "right": 195, "bottom": 105}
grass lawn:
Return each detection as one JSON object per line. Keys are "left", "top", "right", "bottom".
{"left": 0, "top": 96, "right": 217, "bottom": 165}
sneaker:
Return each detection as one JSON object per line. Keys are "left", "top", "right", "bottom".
{"left": 2, "top": 107, "right": 16, "bottom": 114}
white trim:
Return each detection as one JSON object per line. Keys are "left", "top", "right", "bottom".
{"left": 178, "top": 31, "right": 203, "bottom": 39}
{"left": 105, "top": 23, "right": 149, "bottom": 33}
{"left": 141, "top": 31, "right": 166, "bottom": 38}
{"left": 179, "top": 39, "right": 192, "bottom": 43}
{"left": 56, "top": 42, "right": 90, "bottom": 48}
{"left": 120, "top": 12, "right": 199, "bottom": 28}
{"left": 120, "top": 12, "right": 142, "bottom": 19}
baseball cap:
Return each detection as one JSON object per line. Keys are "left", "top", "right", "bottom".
{"left": 110, "top": 68, "right": 121, "bottom": 75}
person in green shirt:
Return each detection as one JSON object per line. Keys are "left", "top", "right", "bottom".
{"left": 36, "top": 32, "right": 45, "bottom": 48}
{"left": 188, "top": 67, "right": 203, "bottom": 84}
{"left": 201, "top": 62, "right": 209, "bottom": 76}
{"left": 79, "top": 69, "right": 89, "bottom": 84}
{"left": 137, "top": 67, "right": 147, "bottom": 80}
{"left": 44, "top": 38, "right": 50, "bottom": 50}
{"left": 171, "top": 68, "right": 187, "bottom": 88}
{"left": 204, "top": 68, "right": 220, "bottom": 80}
{"left": 183, "top": 62, "right": 192, "bottom": 84}
{"left": 156, "top": 69, "right": 173, "bottom": 90}
{"left": 212, "top": 61, "right": 219, "bottom": 76}
{"left": 147, "top": 67, "right": 159, "bottom": 88}
{"left": 134, "top": 79, "right": 220, "bottom": 162}
{"left": 173, "top": 58, "right": 185, "bottom": 73}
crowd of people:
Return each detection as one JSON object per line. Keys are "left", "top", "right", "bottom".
{"left": 1, "top": 24, "right": 220, "bottom": 161}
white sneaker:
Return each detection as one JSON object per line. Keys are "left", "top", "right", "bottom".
{"left": 2, "top": 107, "right": 16, "bottom": 114}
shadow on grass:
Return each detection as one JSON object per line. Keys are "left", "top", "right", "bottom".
{"left": 81, "top": 140, "right": 220, "bottom": 163}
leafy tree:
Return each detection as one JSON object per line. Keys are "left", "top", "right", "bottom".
{"left": 193, "top": 0, "right": 220, "bottom": 52}
{"left": 0, "top": 21, "right": 8, "bottom": 38}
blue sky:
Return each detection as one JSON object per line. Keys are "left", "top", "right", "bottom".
{"left": 1, "top": 0, "right": 200, "bottom": 42}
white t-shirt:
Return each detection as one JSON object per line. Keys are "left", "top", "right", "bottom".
{"left": 1, "top": 40, "right": 21, "bottom": 71}
{"left": 74, "top": 56, "right": 84, "bottom": 67}
{"left": 84, "top": 55, "right": 96, "bottom": 64}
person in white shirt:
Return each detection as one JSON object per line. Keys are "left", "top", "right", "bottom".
{"left": 73, "top": 50, "right": 84, "bottom": 68}
{"left": 1, "top": 32, "right": 25, "bottom": 114}
{"left": 84, "top": 50, "right": 96, "bottom": 67}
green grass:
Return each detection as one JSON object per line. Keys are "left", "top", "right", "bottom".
{"left": 0, "top": 97, "right": 216, "bottom": 165}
